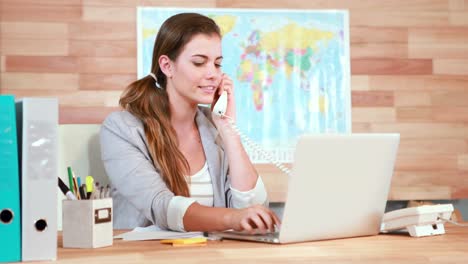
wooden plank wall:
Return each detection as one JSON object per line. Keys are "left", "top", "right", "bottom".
{"left": 1, "top": 0, "right": 467, "bottom": 201}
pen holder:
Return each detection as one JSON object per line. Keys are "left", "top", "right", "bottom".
{"left": 62, "top": 198, "right": 113, "bottom": 248}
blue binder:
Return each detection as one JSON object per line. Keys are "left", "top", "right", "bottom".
{"left": 0, "top": 95, "right": 21, "bottom": 262}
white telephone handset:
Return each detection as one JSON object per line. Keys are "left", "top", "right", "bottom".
{"left": 212, "top": 91, "right": 228, "bottom": 116}
{"left": 380, "top": 204, "right": 454, "bottom": 237}
{"left": 212, "top": 91, "right": 291, "bottom": 176}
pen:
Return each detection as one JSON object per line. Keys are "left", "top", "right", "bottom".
{"left": 93, "top": 182, "right": 100, "bottom": 200}
{"left": 67, "top": 166, "right": 74, "bottom": 194}
{"left": 72, "top": 174, "right": 80, "bottom": 200}
{"left": 86, "top": 176, "right": 94, "bottom": 199}
{"left": 105, "top": 184, "right": 111, "bottom": 198}
{"left": 79, "top": 184, "right": 87, "bottom": 200}
{"left": 58, "top": 177, "right": 77, "bottom": 200}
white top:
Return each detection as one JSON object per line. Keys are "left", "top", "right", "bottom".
{"left": 167, "top": 162, "right": 268, "bottom": 231}
{"left": 186, "top": 162, "right": 214, "bottom": 207}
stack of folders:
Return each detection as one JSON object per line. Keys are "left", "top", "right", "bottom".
{"left": 16, "top": 97, "right": 59, "bottom": 262}
{"left": 0, "top": 96, "right": 59, "bottom": 263}
{"left": 0, "top": 95, "right": 21, "bottom": 263}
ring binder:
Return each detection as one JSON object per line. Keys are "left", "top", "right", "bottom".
{"left": 0, "top": 95, "right": 21, "bottom": 263}
{"left": 16, "top": 98, "right": 58, "bottom": 261}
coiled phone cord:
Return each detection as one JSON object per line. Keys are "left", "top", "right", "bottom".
{"left": 222, "top": 115, "right": 292, "bottom": 177}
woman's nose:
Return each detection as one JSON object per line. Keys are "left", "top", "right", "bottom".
{"left": 205, "top": 65, "right": 220, "bottom": 79}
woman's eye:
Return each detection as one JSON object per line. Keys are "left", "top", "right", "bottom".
{"left": 193, "top": 62, "right": 204, "bottom": 66}
{"left": 215, "top": 63, "right": 222, "bottom": 68}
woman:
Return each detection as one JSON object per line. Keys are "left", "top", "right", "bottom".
{"left": 100, "top": 13, "right": 280, "bottom": 233}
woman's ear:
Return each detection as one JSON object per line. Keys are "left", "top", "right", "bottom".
{"left": 158, "top": 55, "right": 173, "bottom": 78}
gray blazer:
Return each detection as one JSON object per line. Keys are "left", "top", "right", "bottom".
{"left": 100, "top": 106, "right": 233, "bottom": 229}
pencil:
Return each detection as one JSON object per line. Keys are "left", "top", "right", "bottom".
{"left": 67, "top": 167, "right": 74, "bottom": 194}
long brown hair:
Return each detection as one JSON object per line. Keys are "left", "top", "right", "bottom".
{"left": 119, "top": 13, "right": 221, "bottom": 196}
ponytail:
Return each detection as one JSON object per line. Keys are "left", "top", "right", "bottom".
{"left": 119, "top": 75, "right": 190, "bottom": 197}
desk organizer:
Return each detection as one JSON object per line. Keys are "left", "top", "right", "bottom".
{"left": 62, "top": 198, "right": 113, "bottom": 248}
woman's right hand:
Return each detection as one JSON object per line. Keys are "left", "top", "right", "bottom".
{"left": 226, "top": 205, "right": 281, "bottom": 234}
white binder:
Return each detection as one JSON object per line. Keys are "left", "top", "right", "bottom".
{"left": 16, "top": 98, "right": 58, "bottom": 261}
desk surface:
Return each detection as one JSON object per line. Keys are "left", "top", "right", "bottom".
{"left": 48, "top": 226, "right": 468, "bottom": 263}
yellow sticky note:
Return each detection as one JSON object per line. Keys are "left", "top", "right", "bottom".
{"left": 172, "top": 242, "right": 206, "bottom": 247}
{"left": 161, "top": 237, "right": 207, "bottom": 245}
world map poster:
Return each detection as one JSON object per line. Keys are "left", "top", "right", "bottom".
{"left": 137, "top": 8, "right": 351, "bottom": 163}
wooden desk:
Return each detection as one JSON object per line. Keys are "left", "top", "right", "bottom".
{"left": 48, "top": 226, "right": 468, "bottom": 263}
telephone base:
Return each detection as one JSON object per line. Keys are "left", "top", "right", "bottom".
{"left": 406, "top": 222, "right": 446, "bottom": 237}
{"left": 380, "top": 204, "right": 454, "bottom": 237}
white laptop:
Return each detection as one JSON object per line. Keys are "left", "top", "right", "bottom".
{"left": 209, "top": 133, "right": 400, "bottom": 244}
